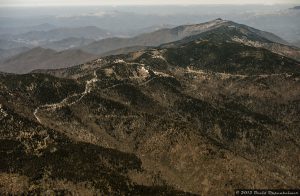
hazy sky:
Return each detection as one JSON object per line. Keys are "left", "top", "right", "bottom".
{"left": 0, "top": 0, "right": 298, "bottom": 6}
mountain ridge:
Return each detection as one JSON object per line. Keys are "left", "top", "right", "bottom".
{"left": 80, "top": 19, "right": 289, "bottom": 53}
{"left": 79, "top": 18, "right": 300, "bottom": 62}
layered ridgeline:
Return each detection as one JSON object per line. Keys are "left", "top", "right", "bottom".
{"left": 0, "top": 48, "right": 96, "bottom": 74}
{"left": 1, "top": 19, "right": 300, "bottom": 74}
{"left": 80, "top": 18, "right": 300, "bottom": 60}
{"left": 1, "top": 19, "right": 300, "bottom": 195}
{"left": 0, "top": 26, "right": 111, "bottom": 63}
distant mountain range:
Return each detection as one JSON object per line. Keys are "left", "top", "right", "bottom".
{"left": 1, "top": 19, "right": 299, "bottom": 74}
{"left": 0, "top": 47, "right": 96, "bottom": 74}
{"left": 0, "top": 39, "right": 32, "bottom": 50}
{"left": 0, "top": 23, "right": 56, "bottom": 35}
{"left": 0, "top": 26, "right": 113, "bottom": 53}
{"left": 42, "top": 37, "right": 95, "bottom": 51}
{"left": 1, "top": 26, "right": 111, "bottom": 43}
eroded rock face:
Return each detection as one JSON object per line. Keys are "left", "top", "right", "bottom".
{"left": 1, "top": 22, "right": 300, "bottom": 195}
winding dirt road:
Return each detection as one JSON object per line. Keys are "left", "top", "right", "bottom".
{"left": 34, "top": 70, "right": 99, "bottom": 124}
